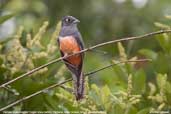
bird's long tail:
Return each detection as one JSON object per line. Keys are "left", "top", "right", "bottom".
{"left": 72, "top": 71, "right": 84, "bottom": 101}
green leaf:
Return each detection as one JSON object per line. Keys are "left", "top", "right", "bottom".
{"left": 156, "top": 34, "right": 171, "bottom": 54}
{"left": 133, "top": 69, "right": 146, "bottom": 94}
{"left": 0, "top": 56, "right": 3, "bottom": 65}
{"left": 166, "top": 82, "right": 171, "bottom": 105}
{"left": 20, "top": 30, "right": 27, "bottom": 47}
{"left": 139, "top": 49, "right": 157, "bottom": 60}
{"left": 112, "top": 64, "right": 128, "bottom": 83}
{"left": 126, "top": 105, "right": 138, "bottom": 114}
{"left": 0, "top": 66, "right": 9, "bottom": 76}
{"left": 0, "top": 14, "right": 14, "bottom": 25}
{"left": 112, "top": 103, "right": 125, "bottom": 114}
{"left": 137, "top": 108, "right": 150, "bottom": 114}
{"left": 44, "top": 95, "right": 58, "bottom": 110}
{"left": 166, "top": 82, "right": 171, "bottom": 93}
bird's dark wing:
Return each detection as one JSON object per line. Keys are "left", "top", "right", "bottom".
{"left": 73, "top": 31, "right": 84, "bottom": 69}
{"left": 74, "top": 31, "right": 84, "bottom": 50}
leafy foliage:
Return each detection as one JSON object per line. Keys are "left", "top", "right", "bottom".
{"left": 0, "top": 14, "right": 14, "bottom": 25}
{"left": 0, "top": 0, "right": 171, "bottom": 113}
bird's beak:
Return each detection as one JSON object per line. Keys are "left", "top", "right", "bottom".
{"left": 74, "top": 19, "right": 80, "bottom": 23}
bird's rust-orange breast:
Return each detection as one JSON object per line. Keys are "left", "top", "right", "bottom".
{"left": 59, "top": 36, "right": 81, "bottom": 66}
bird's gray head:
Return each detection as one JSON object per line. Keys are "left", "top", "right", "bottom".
{"left": 61, "top": 16, "right": 80, "bottom": 27}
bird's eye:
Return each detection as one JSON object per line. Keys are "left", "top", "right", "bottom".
{"left": 65, "top": 18, "right": 71, "bottom": 23}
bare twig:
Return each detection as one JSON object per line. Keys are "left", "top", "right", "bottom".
{"left": 0, "top": 30, "right": 170, "bottom": 89}
{"left": 85, "top": 59, "right": 152, "bottom": 76}
{"left": 0, "top": 59, "right": 151, "bottom": 111}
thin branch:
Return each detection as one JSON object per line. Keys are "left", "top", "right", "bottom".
{"left": 85, "top": 59, "right": 152, "bottom": 76}
{"left": 0, "top": 30, "right": 170, "bottom": 89}
{"left": 0, "top": 59, "right": 151, "bottom": 111}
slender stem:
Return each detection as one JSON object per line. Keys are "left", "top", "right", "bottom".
{"left": 85, "top": 59, "right": 152, "bottom": 76}
{"left": 0, "top": 59, "right": 151, "bottom": 112}
{"left": 0, "top": 30, "right": 169, "bottom": 89}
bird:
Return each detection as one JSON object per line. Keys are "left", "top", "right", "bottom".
{"left": 57, "top": 16, "right": 84, "bottom": 100}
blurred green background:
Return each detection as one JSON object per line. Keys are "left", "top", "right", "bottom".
{"left": 0, "top": 0, "right": 171, "bottom": 113}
